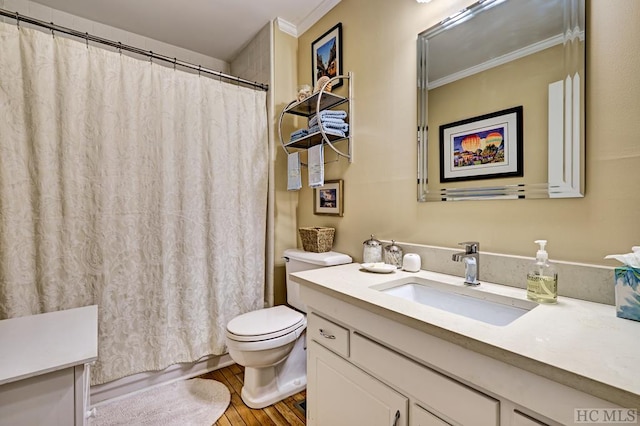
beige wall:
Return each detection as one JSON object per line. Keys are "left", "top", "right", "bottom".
{"left": 273, "top": 25, "right": 301, "bottom": 304}
{"left": 279, "top": 0, "right": 640, "bottom": 267}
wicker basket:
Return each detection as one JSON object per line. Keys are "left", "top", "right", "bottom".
{"left": 298, "top": 227, "right": 335, "bottom": 253}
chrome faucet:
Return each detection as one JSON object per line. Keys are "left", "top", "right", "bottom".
{"left": 452, "top": 242, "right": 480, "bottom": 286}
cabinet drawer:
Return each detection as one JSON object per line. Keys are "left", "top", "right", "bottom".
{"left": 308, "top": 312, "right": 349, "bottom": 358}
{"left": 512, "top": 410, "right": 550, "bottom": 426}
{"left": 351, "top": 333, "right": 499, "bottom": 426}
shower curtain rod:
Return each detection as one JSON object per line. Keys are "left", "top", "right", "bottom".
{"left": 0, "top": 7, "right": 269, "bottom": 91}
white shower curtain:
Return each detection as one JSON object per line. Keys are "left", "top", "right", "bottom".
{"left": 0, "top": 22, "right": 268, "bottom": 384}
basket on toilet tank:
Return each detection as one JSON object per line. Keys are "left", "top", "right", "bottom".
{"left": 298, "top": 227, "right": 335, "bottom": 253}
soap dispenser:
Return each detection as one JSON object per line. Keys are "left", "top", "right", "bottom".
{"left": 526, "top": 240, "right": 558, "bottom": 304}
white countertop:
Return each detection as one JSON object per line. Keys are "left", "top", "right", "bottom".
{"left": 0, "top": 305, "right": 98, "bottom": 386}
{"left": 292, "top": 263, "right": 640, "bottom": 406}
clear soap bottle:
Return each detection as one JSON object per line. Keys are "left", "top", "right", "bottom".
{"left": 526, "top": 240, "right": 558, "bottom": 304}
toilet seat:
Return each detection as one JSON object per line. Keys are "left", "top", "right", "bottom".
{"left": 226, "top": 305, "right": 305, "bottom": 342}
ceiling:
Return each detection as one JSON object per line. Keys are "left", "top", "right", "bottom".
{"left": 30, "top": 0, "right": 340, "bottom": 62}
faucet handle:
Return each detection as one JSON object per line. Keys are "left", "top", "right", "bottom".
{"left": 458, "top": 241, "right": 479, "bottom": 254}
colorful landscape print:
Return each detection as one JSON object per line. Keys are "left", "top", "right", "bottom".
{"left": 452, "top": 126, "right": 505, "bottom": 168}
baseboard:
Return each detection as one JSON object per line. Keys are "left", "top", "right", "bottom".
{"left": 90, "top": 353, "right": 234, "bottom": 405}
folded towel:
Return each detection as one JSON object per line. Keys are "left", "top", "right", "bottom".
{"left": 308, "top": 126, "right": 346, "bottom": 138}
{"left": 287, "top": 152, "right": 302, "bottom": 191}
{"left": 317, "top": 110, "right": 347, "bottom": 119}
{"left": 309, "top": 122, "right": 349, "bottom": 134}
{"left": 309, "top": 115, "right": 346, "bottom": 128}
{"left": 290, "top": 129, "right": 308, "bottom": 141}
{"left": 308, "top": 144, "right": 324, "bottom": 188}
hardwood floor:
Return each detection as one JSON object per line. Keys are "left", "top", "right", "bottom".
{"left": 199, "top": 364, "right": 306, "bottom": 426}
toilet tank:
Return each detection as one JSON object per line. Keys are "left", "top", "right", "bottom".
{"left": 283, "top": 248, "right": 352, "bottom": 312}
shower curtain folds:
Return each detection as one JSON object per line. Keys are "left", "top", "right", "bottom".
{"left": 0, "top": 21, "right": 268, "bottom": 385}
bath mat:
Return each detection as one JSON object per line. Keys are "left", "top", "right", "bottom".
{"left": 91, "top": 378, "right": 230, "bottom": 426}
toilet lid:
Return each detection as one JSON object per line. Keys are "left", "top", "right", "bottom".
{"left": 226, "top": 305, "right": 305, "bottom": 342}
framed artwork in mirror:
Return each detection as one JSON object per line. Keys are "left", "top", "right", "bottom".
{"left": 314, "top": 179, "right": 344, "bottom": 216}
{"left": 439, "top": 106, "right": 523, "bottom": 183}
{"left": 311, "top": 23, "right": 343, "bottom": 90}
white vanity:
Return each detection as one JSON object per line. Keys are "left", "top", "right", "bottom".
{"left": 294, "top": 264, "right": 639, "bottom": 426}
{"left": 0, "top": 305, "right": 98, "bottom": 426}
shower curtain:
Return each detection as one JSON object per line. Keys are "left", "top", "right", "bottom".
{"left": 0, "top": 22, "right": 268, "bottom": 384}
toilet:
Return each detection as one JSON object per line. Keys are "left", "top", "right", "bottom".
{"left": 225, "top": 248, "right": 352, "bottom": 409}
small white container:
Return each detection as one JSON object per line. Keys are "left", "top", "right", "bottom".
{"left": 402, "top": 253, "right": 421, "bottom": 272}
{"left": 363, "top": 235, "right": 383, "bottom": 263}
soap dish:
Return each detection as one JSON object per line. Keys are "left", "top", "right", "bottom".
{"left": 361, "top": 263, "right": 396, "bottom": 274}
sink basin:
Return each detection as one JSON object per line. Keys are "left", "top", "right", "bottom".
{"left": 372, "top": 277, "right": 537, "bottom": 326}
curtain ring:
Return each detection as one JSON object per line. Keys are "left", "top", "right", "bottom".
{"left": 118, "top": 42, "right": 122, "bottom": 55}
{"left": 15, "top": 12, "right": 20, "bottom": 29}
{"left": 85, "top": 32, "right": 89, "bottom": 48}
{"left": 198, "top": 65, "right": 201, "bottom": 77}
{"left": 50, "top": 23, "right": 55, "bottom": 38}
{"left": 173, "top": 57, "right": 177, "bottom": 71}
{"left": 149, "top": 51, "right": 153, "bottom": 63}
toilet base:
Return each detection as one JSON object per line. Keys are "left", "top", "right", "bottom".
{"left": 240, "top": 333, "right": 307, "bottom": 409}
{"left": 240, "top": 376, "right": 306, "bottom": 409}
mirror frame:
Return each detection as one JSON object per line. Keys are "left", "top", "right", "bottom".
{"left": 417, "top": 0, "right": 585, "bottom": 202}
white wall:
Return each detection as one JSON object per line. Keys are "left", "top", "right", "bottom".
{"left": 230, "top": 22, "right": 271, "bottom": 85}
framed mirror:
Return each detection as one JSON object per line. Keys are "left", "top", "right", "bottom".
{"left": 417, "top": 0, "right": 585, "bottom": 201}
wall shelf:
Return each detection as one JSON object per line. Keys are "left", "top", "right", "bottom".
{"left": 278, "top": 72, "right": 353, "bottom": 163}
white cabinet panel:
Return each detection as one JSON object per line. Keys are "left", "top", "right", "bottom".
{"left": 412, "top": 404, "right": 452, "bottom": 426}
{"left": 351, "top": 333, "right": 499, "bottom": 426}
{"left": 512, "top": 410, "right": 550, "bottom": 426}
{"left": 309, "top": 341, "right": 408, "bottom": 426}
{"left": 0, "top": 367, "right": 75, "bottom": 426}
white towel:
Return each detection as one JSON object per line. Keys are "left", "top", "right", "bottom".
{"left": 287, "top": 152, "right": 302, "bottom": 191}
{"left": 308, "top": 144, "right": 324, "bottom": 188}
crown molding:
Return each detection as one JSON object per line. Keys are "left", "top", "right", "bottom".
{"left": 276, "top": 17, "right": 298, "bottom": 37}
{"left": 297, "top": 0, "right": 341, "bottom": 36}
{"left": 276, "top": 0, "right": 341, "bottom": 38}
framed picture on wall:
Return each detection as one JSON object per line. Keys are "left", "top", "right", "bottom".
{"left": 311, "top": 23, "right": 343, "bottom": 90}
{"left": 439, "top": 106, "right": 523, "bottom": 183}
{"left": 314, "top": 179, "right": 344, "bottom": 216}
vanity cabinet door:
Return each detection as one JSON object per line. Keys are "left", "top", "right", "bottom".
{"left": 307, "top": 341, "right": 408, "bottom": 426}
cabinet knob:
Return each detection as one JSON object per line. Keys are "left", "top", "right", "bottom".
{"left": 318, "top": 329, "right": 336, "bottom": 339}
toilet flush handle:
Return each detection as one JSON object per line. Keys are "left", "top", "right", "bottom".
{"left": 318, "top": 329, "right": 336, "bottom": 339}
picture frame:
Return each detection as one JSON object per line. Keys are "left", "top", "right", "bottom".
{"left": 314, "top": 179, "right": 344, "bottom": 216}
{"left": 439, "top": 106, "right": 523, "bottom": 183}
{"left": 311, "top": 23, "right": 343, "bottom": 90}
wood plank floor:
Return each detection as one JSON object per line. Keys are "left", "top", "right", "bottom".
{"left": 198, "top": 364, "right": 306, "bottom": 426}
